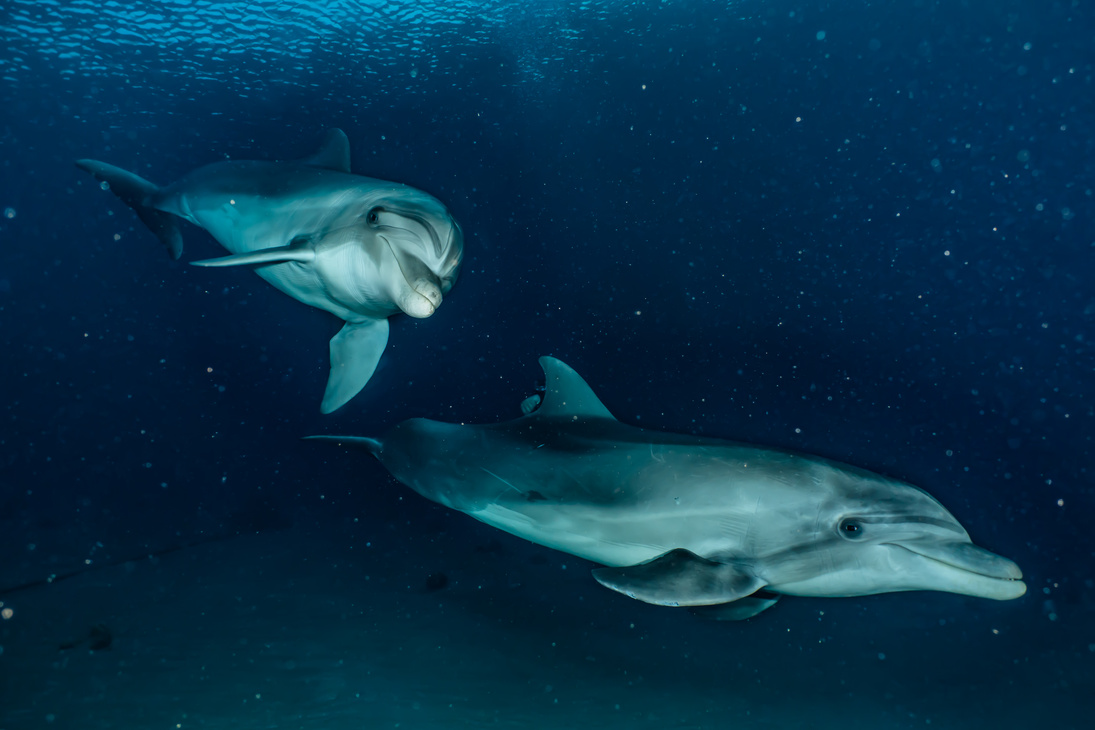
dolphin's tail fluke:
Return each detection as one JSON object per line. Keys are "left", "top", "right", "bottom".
{"left": 76, "top": 159, "right": 184, "bottom": 260}
{"left": 304, "top": 435, "right": 383, "bottom": 456}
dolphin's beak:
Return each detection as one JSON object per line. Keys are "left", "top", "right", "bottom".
{"left": 888, "top": 539, "right": 1027, "bottom": 600}
{"left": 895, "top": 539, "right": 1023, "bottom": 580}
{"left": 384, "top": 237, "right": 443, "bottom": 318}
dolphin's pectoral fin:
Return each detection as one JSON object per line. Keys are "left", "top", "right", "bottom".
{"left": 75, "top": 159, "right": 184, "bottom": 260}
{"left": 320, "top": 319, "right": 390, "bottom": 414}
{"left": 689, "top": 591, "right": 781, "bottom": 621}
{"left": 535, "top": 357, "right": 615, "bottom": 421}
{"left": 591, "top": 548, "right": 764, "bottom": 607}
{"left": 301, "top": 129, "right": 351, "bottom": 174}
{"left": 191, "top": 239, "right": 316, "bottom": 268}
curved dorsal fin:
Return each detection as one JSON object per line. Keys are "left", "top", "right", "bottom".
{"left": 534, "top": 356, "right": 615, "bottom": 421}
{"left": 302, "top": 128, "right": 351, "bottom": 173}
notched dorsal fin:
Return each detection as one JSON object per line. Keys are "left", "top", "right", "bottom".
{"left": 302, "top": 128, "right": 351, "bottom": 173}
{"left": 534, "top": 356, "right": 615, "bottom": 421}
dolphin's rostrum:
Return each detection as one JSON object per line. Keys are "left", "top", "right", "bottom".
{"left": 311, "top": 357, "right": 1026, "bottom": 620}
{"left": 76, "top": 129, "right": 464, "bottom": 413}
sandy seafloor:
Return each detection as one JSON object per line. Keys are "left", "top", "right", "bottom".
{"left": 1, "top": 518, "right": 1088, "bottom": 730}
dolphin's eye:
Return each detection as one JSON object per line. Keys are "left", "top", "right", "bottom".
{"left": 839, "top": 518, "right": 864, "bottom": 539}
{"left": 366, "top": 208, "right": 381, "bottom": 225}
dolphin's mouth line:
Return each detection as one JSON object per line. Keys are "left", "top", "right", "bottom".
{"left": 380, "top": 235, "right": 442, "bottom": 320}
{"left": 883, "top": 543, "right": 1023, "bottom": 582}
{"left": 381, "top": 235, "right": 421, "bottom": 293}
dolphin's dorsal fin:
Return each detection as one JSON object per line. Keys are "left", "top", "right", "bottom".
{"left": 302, "top": 129, "right": 351, "bottom": 173}
{"left": 535, "top": 356, "right": 615, "bottom": 421}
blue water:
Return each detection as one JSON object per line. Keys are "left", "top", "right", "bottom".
{"left": 1, "top": 1, "right": 1092, "bottom": 728}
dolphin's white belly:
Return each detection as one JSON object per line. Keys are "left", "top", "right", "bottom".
{"left": 177, "top": 193, "right": 388, "bottom": 320}
{"left": 469, "top": 501, "right": 751, "bottom": 568}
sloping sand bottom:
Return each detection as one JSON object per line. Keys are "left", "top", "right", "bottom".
{"left": 0, "top": 524, "right": 1087, "bottom": 729}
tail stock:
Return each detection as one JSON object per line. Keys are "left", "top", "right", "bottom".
{"left": 76, "top": 159, "right": 184, "bottom": 259}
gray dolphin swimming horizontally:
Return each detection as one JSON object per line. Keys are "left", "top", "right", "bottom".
{"left": 311, "top": 356, "right": 1025, "bottom": 620}
{"left": 76, "top": 129, "right": 464, "bottom": 413}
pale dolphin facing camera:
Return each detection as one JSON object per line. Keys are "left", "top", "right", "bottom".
{"left": 310, "top": 357, "right": 1026, "bottom": 620}
{"left": 76, "top": 129, "right": 464, "bottom": 413}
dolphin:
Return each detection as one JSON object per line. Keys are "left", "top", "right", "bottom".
{"left": 311, "top": 356, "right": 1026, "bottom": 620}
{"left": 76, "top": 129, "right": 464, "bottom": 413}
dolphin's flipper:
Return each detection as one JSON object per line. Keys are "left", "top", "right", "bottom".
{"left": 301, "top": 129, "right": 351, "bottom": 173}
{"left": 321, "top": 319, "right": 390, "bottom": 414}
{"left": 535, "top": 356, "right": 615, "bottom": 421}
{"left": 689, "top": 592, "right": 781, "bottom": 621}
{"left": 75, "top": 159, "right": 184, "bottom": 260}
{"left": 191, "top": 241, "right": 316, "bottom": 268}
{"left": 591, "top": 548, "right": 764, "bottom": 607}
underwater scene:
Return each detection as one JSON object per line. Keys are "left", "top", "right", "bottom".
{"left": 0, "top": 0, "right": 1092, "bottom": 728}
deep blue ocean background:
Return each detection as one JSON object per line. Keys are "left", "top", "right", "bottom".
{"left": 1, "top": 1, "right": 1092, "bottom": 727}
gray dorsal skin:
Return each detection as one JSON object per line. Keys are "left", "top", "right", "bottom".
{"left": 76, "top": 129, "right": 464, "bottom": 414}
{"left": 311, "top": 356, "right": 1027, "bottom": 620}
